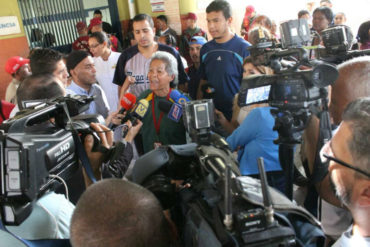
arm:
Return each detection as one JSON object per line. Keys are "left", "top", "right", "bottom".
{"left": 214, "top": 109, "right": 237, "bottom": 135}
{"left": 196, "top": 79, "right": 207, "bottom": 100}
{"left": 83, "top": 123, "right": 113, "bottom": 187}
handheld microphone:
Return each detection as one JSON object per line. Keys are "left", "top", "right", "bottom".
{"left": 169, "top": 89, "right": 190, "bottom": 105}
{"left": 158, "top": 99, "right": 183, "bottom": 123}
{"left": 122, "top": 99, "right": 149, "bottom": 137}
{"left": 110, "top": 93, "right": 136, "bottom": 129}
{"left": 158, "top": 100, "right": 173, "bottom": 113}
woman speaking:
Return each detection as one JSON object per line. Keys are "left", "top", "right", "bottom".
{"left": 137, "top": 51, "right": 186, "bottom": 153}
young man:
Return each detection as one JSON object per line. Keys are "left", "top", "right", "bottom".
{"left": 155, "top": 15, "right": 177, "bottom": 38}
{"left": 72, "top": 21, "right": 90, "bottom": 53}
{"left": 197, "top": 0, "right": 251, "bottom": 121}
{"left": 179, "top": 12, "right": 207, "bottom": 64}
{"left": 4, "top": 56, "right": 31, "bottom": 104}
{"left": 113, "top": 13, "right": 188, "bottom": 99}
{"left": 187, "top": 36, "right": 207, "bottom": 100}
{"left": 66, "top": 50, "right": 110, "bottom": 118}
{"left": 29, "top": 48, "right": 69, "bottom": 87}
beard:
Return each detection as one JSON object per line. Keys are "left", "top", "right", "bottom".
{"left": 329, "top": 171, "right": 352, "bottom": 206}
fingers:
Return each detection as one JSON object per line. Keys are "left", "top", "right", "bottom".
{"left": 90, "top": 123, "right": 113, "bottom": 148}
{"left": 84, "top": 134, "right": 94, "bottom": 154}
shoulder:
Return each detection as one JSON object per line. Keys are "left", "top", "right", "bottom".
{"left": 119, "top": 45, "right": 139, "bottom": 60}
{"left": 137, "top": 89, "right": 152, "bottom": 101}
{"left": 158, "top": 43, "right": 178, "bottom": 55}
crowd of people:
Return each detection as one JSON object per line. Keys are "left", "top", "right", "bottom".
{"left": 1, "top": 0, "right": 370, "bottom": 246}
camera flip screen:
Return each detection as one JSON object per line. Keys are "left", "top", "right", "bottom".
{"left": 245, "top": 85, "right": 271, "bottom": 105}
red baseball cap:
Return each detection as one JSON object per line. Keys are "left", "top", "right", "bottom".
{"left": 5, "top": 56, "right": 30, "bottom": 75}
{"left": 246, "top": 5, "right": 255, "bottom": 14}
{"left": 88, "top": 17, "right": 102, "bottom": 30}
{"left": 76, "top": 21, "right": 87, "bottom": 32}
{"left": 186, "top": 12, "right": 197, "bottom": 21}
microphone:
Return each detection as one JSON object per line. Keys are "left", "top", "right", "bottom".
{"left": 121, "top": 99, "right": 149, "bottom": 137}
{"left": 169, "top": 89, "right": 190, "bottom": 104}
{"left": 158, "top": 99, "right": 183, "bottom": 123}
{"left": 110, "top": 93, "right": 136, "bottom": 129}
{"left": 158, "top": 100, "right": 173, "bottom": 113}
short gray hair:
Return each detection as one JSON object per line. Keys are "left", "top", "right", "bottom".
{"left": 150, "top": 51, "right": 178, "bottom": 87}
{"left": 342, "top": 97, "right": 370, "bottom": 174}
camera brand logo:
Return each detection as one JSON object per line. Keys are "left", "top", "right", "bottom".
{"left": 55, "top": 142, "right": 70, "bottom": 158}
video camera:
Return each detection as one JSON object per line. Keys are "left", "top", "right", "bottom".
{"left": 316, "top": 25, "right": 370, "bottom": 64}
{"left": 129, "top": 101, "right": 324, "bottom": 246}
{"left": 0, "top": 95, "right": 103, "bottom": 225}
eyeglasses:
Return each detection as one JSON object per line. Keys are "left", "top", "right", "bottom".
{"left": 320, "top": 141, "right": 370, "bottom": 178}
{"left": 89, "top": 43, "right": 101, "bottom": 49}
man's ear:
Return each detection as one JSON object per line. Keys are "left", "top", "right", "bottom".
{"left": 358, "top": 184, "right": 370, "bottom": 207}
{"left": 70, "top": 68, "right": 76, "bottom": 78}
{"left": 227, "top": 16, "right": 233, "bottom": 25}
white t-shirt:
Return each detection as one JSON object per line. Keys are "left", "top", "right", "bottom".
{"left": 94, "top": 51, "right": 121, "bottom": 112}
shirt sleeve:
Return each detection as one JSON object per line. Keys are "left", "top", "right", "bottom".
{"left": 226, "top": 108, "right": 262, "bottom": 151}
{"left": 198, "top": 46, "right": 207, "bottom": 81}
{"left": 113, "top": 52, "right": 128, "bottom": 86}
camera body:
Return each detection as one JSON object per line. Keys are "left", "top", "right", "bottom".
{"left": 0, "top": 95, "right": 100, "bottom": 225}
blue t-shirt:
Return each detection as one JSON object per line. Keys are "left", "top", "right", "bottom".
{"left": 199, "top": 35, "right": 250, "bottom": 120}
{"left": 226, "top": 107, "right": 282, "bottom": 175}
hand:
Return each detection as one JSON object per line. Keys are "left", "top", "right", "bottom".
{"left": 83, "top": 122, "right": 113, "bottom": 186}
{"left": 105, "top": 110, "right": 126, "bottom": 126}
{"left": 214, "top": 109, "right": 228, "bottom": 126}
{"left": 124, "top": 119, "right": 143, "bottom": 142}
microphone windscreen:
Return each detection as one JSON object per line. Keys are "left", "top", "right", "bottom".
{"left": 120, "top": 93, "right": 136, "bottom": 110}
{"left": 158, "top": 100, "right": 173, "bottom": 113}
{"left": 170, "top": 89, "right": 190, "bottom": 104}
{"left": 133, "top": 99, "right": 149, "bottom": 119}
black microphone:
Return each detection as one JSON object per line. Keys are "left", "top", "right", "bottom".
{"left": 158, "top": 100, "right": 173, "bottom": 113}
{"left": 121, "top": 99, "right": 149, "bottom": 137}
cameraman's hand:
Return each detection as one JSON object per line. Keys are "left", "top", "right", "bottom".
{"left": 83, "top": 123, "right": 113, "bottom": 187}
{"left": 124, "top": 120, "right": 143, "bottom": 143}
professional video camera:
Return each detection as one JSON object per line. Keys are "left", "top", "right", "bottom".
{"left": 238, "top": 19, "right": 339, "bottom": 198}
{"left": 0, "top": 95, "right": 104, "bottom": 225}
{"left": 316, "top": 25, "right": 370, "bottom": 64}
{"left": 129, "top": 100, "right": 324, "bottom": 246}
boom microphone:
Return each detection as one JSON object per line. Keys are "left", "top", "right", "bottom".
{"left": 110, "top": 93, "right": 136, "bottom": 129}
{"left": 170, "top": 89, "right": 190, "bottom": 104}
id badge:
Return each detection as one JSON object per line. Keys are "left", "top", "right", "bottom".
{"left": 154, "top": 142, "right": 162, "bottom": 149}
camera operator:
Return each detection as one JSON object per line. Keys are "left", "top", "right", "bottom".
{"left": 301, "top": 56, "right": 370, "bottom": 243}
{"left": 320, "top": 97, "right": 370, "bottom": 246}
{"left": 70, "top": 178, "right": 172, "bottom": 247}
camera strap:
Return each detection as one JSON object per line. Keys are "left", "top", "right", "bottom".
{"left": 62, "top": 103, "right": 97, "bottom": 184}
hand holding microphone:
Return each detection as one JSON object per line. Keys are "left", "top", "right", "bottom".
{"left": 109, "top": 93, "right": 136, "bottom": 129}
{"left": 121, "top": 99, "right": 149, "bottom": 138}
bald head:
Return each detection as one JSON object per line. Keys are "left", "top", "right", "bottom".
{"left": 329, "top": 57, "right": 370, "bottom": 125}
{"left": 70, "top": 179, "right": 170, "bottom": 247}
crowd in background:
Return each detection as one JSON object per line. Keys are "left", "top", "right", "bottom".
{"left": 2, "top": 0, "right": 370, "bottom": 246}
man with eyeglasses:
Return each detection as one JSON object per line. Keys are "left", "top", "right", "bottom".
{"left": 319, "top": 97, "right": 370, "bottom": 246}
{"left": 301, "top": 56, "right": 370, "bottom": 244}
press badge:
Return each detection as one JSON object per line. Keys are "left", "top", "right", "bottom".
{"left": 168, "top": 103, "right": 183, "bottom": 122}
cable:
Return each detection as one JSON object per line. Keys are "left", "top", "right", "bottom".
{"left": 48, "top": 174, "right": 69, "bottom": 200}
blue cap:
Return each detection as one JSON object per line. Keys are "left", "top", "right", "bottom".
{"left": 188, "top": 36, "right": 207, "bottom": 46}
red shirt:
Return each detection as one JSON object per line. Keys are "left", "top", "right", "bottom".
{"left": 0, "top": 100, "right": 15, "bottom": 124}
{"left": 72, "top": 36, "right": 90, "bottom": 52}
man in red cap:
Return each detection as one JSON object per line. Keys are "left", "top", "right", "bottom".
{"left": 72, "top": 21, "right": 90, "bottom": 53}
{"left": 4, "top": 56, "right": 31, "bottom": 104}
{"left": 179, "top": 12, "right": 207, "bottom": 64}
{"left": 241, "top": 5, "right": 256, "bottom": 41}
{"left": 89, "top": 17, "right": 122, "bottom": 52}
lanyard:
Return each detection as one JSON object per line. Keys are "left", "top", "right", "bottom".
{"left": 152, "top": 89, "right": 172, "bottom": 135}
